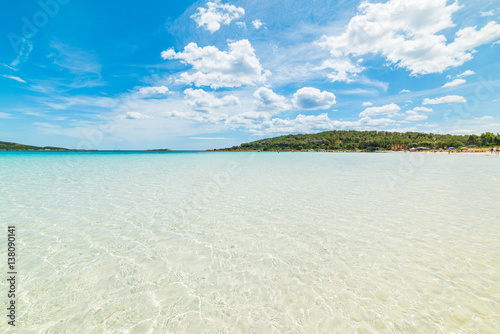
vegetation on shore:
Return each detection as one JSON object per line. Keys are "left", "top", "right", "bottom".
{"left": 0, "top": 141, "right": 174, "bottom": 152}
{"left": 0, "top": 141, "right": 69, "bottom": 151}
{"left": 216, "top": 131, "right": 500, "bottom": 152}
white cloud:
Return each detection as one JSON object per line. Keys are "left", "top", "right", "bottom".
{"left": 422, "top": 95, "right": 466, "bottom": 104}
{"left": 292, "top": 87, "right": 336, "bottom": 110}
{"left": 406, "top": 106, "right": 432, "bottom": 116}
{"left": 2, "top": 74, "right": 26, "bottom": 83}
{"left": 44, "top": 103, "right": 66, "bottom": 110}
{"left": 315, "top": 58, "right": 363, "bottom": 83}
{"left": 162, "top": 40, "right": 270, "bottom": 89}
{"left": 457, "top": 70, "right": 475, "bottom": 78}
{"left": 10, "top": 40, "right": 33, "bottom": 68}
{"left": 362, "top": 102, "right": 373, "bottom": 106}
{"left": 480, "top": 11, "right": 494, "bottom": 17}
{"left": 184, "top": 88, "right": 239, "bottom": 111}
{"left": 1, "top": 63, "right": 17, "bottom": 71}
{"left": 225, "top": 111, "right": 272, "bottom": 128}
{"left": 0, "top": 112, "right": 13, "bottom": 119}
{"left": 124, "top": 112, "right": 150, "bottom": 120}
{"left": 475, "top": 116, "right": 493, "bottom": 120}
{"left": 191, "top": 1, "right": 245, "bottom": 33}
{"left": 406, "top": 114, "right": 428, "bottom": 121}
{"left": 442, "top": 78, "right": 466, "bottom": 88}
{"left": 399, "top": 89, "right": 411, "bottom": 93}
{"left": 252, "top": 113, "right": 395, "bottom": 135}
{"left": 138, "top": 86, "right": 168, "bottom": 96}
{"left": 253, "top": 87, "right": 291, "bottom": 113}
{"left": 257, "top": 113, "right": 335, "bottom": 134}
{"left": 356, "top": 117, "right": 396, "bottom": 128}
{"left": 317, "top": 0, "right": 500, "bottom": 76}
{"left": 413, "top": 107, "right": 433, "bottom": 112}
{"left": 162, "top": 109, "right": 227, "bottom": 123}
{"left": 252, "top": 19, "right": 264, "bottom": 29}
{"left": 359, "top": 103, "right": 400, "bottom": 117}
{"left": 49, "top": 40, "right": 103, "bottom": 88}
{"left": 54, "top": 96, "right": 116, "bottom": 109}
{"left": 338, "top": 88, "right": 377, "bottom": 95}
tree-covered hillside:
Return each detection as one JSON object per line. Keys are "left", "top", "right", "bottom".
{"left": 218, "top": 131, "right": 500, "bottom": 152}
{"left": 0, "top": 141, "right": 69, "bottom": 151}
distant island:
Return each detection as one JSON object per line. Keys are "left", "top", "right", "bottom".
{"left": 214, "top": 131, "right": 500, "bottom": 152}
{"left": 0, "top": 140, "right": 173, "bottom": 152}
{"left": 0, "top": 141, "right": 70, "bottom": 151}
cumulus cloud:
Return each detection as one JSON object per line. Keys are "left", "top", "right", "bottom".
{"left": 191, "top": 1, "right": 245, "bottom": 33}
{"left": 359, "top": 103, "right": 400, "bottom": 117}
{"left": 406, "top": 110, "right": 418, "bottom": 115}
{"left": 317, "top": 0, "right": 500, "bottom": 76}
{"left": 362, "top": 102, "right": 373, "bottom": 106}
{"left": 258, "top": 113, "right": 335, "bottom": 134}
{"left": 251, "top": 113, "right": 395, "bottom": 135}
{"left": 442, "top": 79, "right": 466, "bottom": 88}
{"left": 253, "top": 87, "right": 291, "bottom": 113}
{"left": 314, "top": 58, "right": 364, "bottom": 83}
{"left": 457, "top": 70, "right": 475, "bottom": 78}
{"left": 125, "top": 111, "right": 150, "bottom": 120}
{"left": 422, "top": 95, "right": 466, "bottom": 104}
{"left": 413, "top": 106, "right": 433, "bottom": 112}
{"left": 162, "top": 40, "right": 270, "bottom": 89}
{"left": 184, "top": 88, "right": 239, "bottom": 111}
{"left": 2, "top": 74, "right": 26, "bottom": 83}
{"left": 399, "top": 89, "right": 411, "bottom": 93}
{"left": 252, "top": 19, "right": 264, "bottom": 29}
{"left": 406, "top": 114, "right": 428, "bottom": 121}
{"left": 292, "top": 87, "right": 336, "bottom": 110}
{"left": 225, "top": 111, "right": 272, "bottom": 128}
{"left": 138, "top": 86, "right": 169, "bottom": 96}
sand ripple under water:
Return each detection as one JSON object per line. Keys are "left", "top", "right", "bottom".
{"left": 0, "top": 152, "right": 498, "bottom": 333}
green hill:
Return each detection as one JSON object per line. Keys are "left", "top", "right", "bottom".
{"left": 217, "top": 131, "right": 500, "bottom": 152}
{"left": 0, "top": 141, "right": 69, "bottom": 151}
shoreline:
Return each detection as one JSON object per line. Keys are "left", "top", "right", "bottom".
{"left": 212, "top": 150, "right": 499, "bottom": 155}
{"left": 1, "top": 149, "right": 498, "bottom": 156}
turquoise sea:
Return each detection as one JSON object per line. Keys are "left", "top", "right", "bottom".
{"left": 1, "top": 151, "right": 499, "bottom": 333}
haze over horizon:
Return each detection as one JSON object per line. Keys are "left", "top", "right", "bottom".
{"left": 1, "top": 0, "right": 500, "bottom": 150}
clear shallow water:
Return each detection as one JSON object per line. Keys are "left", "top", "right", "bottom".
{"left": 0, "top": 151, "right": 499, "bottom": 333}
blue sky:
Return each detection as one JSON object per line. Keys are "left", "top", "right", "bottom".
{"left": 1, "top": 0, "right": 500, "bottom": 149}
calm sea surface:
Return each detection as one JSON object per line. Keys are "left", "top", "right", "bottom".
{"left": 0, "top": 151, "right": 499, "bottom": 333}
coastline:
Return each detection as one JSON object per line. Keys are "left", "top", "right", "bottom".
{"left": 210, "top": 149, "right": 499, "bottom": 156}
{"left": 1, "top": 149, "right": 498, "bottom": 156}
